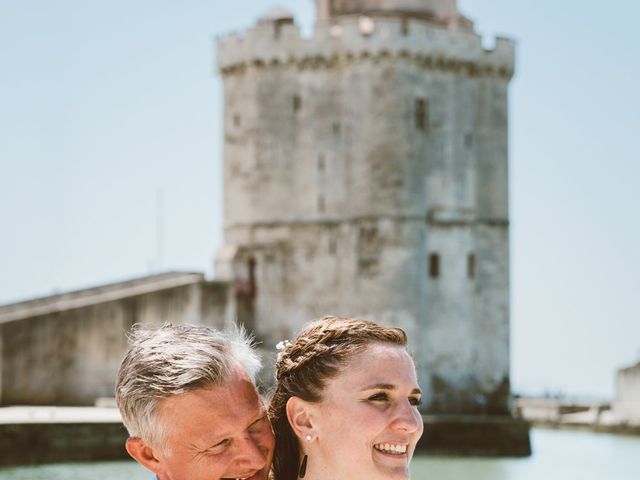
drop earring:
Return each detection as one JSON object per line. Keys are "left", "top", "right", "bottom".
{"left": 298, "top": 454, "right": 308, "bottom": 478}
{"left": 299, "top": 434, "right": 312, "bottom": 478}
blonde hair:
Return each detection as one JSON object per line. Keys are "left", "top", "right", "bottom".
{"left": 268, "top": 316, "right": 407, "bottom": 480}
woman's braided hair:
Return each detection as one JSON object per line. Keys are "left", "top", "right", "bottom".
{"left": 268, "top": 316, "right": 407, "bottom": 480}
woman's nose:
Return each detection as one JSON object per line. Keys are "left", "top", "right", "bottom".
{"left": 392, "top": 401, "right": 423, "bottom": 434}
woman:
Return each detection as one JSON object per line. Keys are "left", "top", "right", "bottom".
{"left": 268, "top": 316, "right": 424, "bottom": 480}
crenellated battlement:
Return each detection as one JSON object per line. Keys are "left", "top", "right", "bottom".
{"left": 217, "top": 15, "right": 514, "bottom": 78}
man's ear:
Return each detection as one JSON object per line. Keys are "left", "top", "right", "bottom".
{"left": 286, "top": 396, "right": 316, "bottom": 441}
{"left": 125, "top": 437, "right": 163, "bottom": 475}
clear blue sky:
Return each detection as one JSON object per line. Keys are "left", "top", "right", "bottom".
{"left": 1, "top": 0, "right": 639, "bottom": 400}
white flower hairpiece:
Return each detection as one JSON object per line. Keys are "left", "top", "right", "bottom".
{"left": 276, "top": 339, "right": 292, "bottom": 351}
{"left": 276, "top": 339, "right": 292, "bottom": 361}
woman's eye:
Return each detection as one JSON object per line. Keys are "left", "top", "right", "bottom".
{"left": 409, "top": 397, "right": 423, "bottom": 407}
{"left": 368, "top": 392, "right": 389, "bottom": 401}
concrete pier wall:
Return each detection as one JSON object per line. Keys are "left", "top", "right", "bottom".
{"left": 0, "top": 407, "right": 530, "bottom": 465}
{"left": 0, "top": 273, "right": 230, "bottom": 406}
{"left": 0, "top": 422, "right": 129, "bottom": 466}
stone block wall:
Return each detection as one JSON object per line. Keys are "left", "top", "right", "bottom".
{"left": 0, "top": 274, "right": 230, "bottom": 406}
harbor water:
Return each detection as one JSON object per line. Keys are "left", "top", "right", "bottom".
{"left": 0, "top": 429, "right": 638, "bottom": 479}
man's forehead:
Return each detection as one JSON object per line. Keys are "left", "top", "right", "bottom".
{"left": 156, "top": 375, "right": 264, "bottom": 436}
{"left": 168, "top": 376, "right": 259, "bottom": 406}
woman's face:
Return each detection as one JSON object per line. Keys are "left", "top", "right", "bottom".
{"left": 309, "top": 342, "right": 423, "bottom": 480}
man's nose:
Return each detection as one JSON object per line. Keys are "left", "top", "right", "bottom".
{"left": 235, "top": 435, "right": 268, "bottom": 469}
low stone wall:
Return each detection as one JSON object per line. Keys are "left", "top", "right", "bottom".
{"left": 0, "top": 415, "right": 531, "bottom": 465}
{"left": 531, "top": 421, "right": 640, "bottom": 436}
{"left": 417, "top": 415, "right": 531, "bottom": 457}
{"left": 0, "top": 423, "right": 129, "bottom": 466}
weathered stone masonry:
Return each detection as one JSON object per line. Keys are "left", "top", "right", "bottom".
{"left": 0, "top": 273, "right": 230, "bottom": 405}
{"left": 216, "top": 1, "right": 515, "bottom": 414}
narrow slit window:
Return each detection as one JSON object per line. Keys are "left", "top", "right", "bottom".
{"left": 318, "top": 154, "right": 325, "bottom": 173}
{"left": 401, "top": 17, "right": 410, "bottom": 35}
{"left": 464, "top": 132, "right": 473, "bottom": 148}
{"left": 318, "top": 195, "right": 325, "bottom": 213}
{"left": 468, "top": 254, "right": 476, "bottom": 279}
{"left": 429, "top": 253, "right": 440, "bottom": 278}
{"left": 293, "top": 95, "right": 302, "bottom": 113}
{"left": 246, "top": 257, "right": 257, "bottom": 296}
{"left": 328, "top": 237, "right": 337, "bottom": 254}
{"left": 415, "top": 98, "right": 428, "bottom": 131}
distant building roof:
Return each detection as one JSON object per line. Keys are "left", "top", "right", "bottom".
{"left": 619, "top": 362, "right": 640, "bottom": 374}
{"left": 0, "top": 271, "right": 207, "bottom": 324}
{"left": 315, "top": 0, "right": 472, "bottom": 29}
{"left": 259, "top": 6, "right": 295, "bottom": 23}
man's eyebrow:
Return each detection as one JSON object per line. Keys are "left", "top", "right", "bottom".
{"left": 188, "top": 440, "right": 215, "bottom": 458}
{"left": 248, "top": 412, "right": 269, "bottom": 426}
{"left": 361, "top": 383, "right": 422, "bottom": 395}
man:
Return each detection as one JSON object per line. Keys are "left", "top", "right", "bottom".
{"left": 115, "top": 323, "right": 275, "bottom": 480}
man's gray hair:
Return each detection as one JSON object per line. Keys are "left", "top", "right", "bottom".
{"left": 115, "top": 323, "right": 261, "bottom": 446}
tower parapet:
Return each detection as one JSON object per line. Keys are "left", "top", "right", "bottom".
{"left": 218, "top": 17, "right": 514, "bottom": 79}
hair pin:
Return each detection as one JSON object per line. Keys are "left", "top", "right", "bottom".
{"left": 276, "top": 339, "right": 292, "bottom": 351}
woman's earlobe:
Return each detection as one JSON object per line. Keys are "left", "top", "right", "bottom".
{"left": 285, "top": 396, "right": 316, "bottom": 440}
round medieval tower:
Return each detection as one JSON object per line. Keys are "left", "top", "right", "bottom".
{"left": 216, "top": 0, "right": 515, "bottom": 414}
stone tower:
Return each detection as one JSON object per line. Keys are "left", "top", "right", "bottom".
{"left": 216, "top": 0, "right": 515, "bottom": 414}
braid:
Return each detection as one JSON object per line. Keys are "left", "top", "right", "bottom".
{"left": 275, "top": 323, "right": 351, "bottom": 381}
{"left": 268, "top": 316, "right": 407, "bottom": 480}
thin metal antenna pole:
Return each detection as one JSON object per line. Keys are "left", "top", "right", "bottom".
{"left": 156, "top": 187, "right": 164, "bottom": 272}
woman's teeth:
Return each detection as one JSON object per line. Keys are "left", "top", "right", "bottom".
{"left": 374, "top": 443, "right": 408, "bottom": 454}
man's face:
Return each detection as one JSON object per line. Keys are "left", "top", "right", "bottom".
{"left": 150, "top": 371, "right": 274, "bottom": 480}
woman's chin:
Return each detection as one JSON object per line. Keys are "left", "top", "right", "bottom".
{"left": 371, "top": 453, "right": 411, "bottom": 480}
{"left": 373, "top": 466, "right": 411, "bottom": 480}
